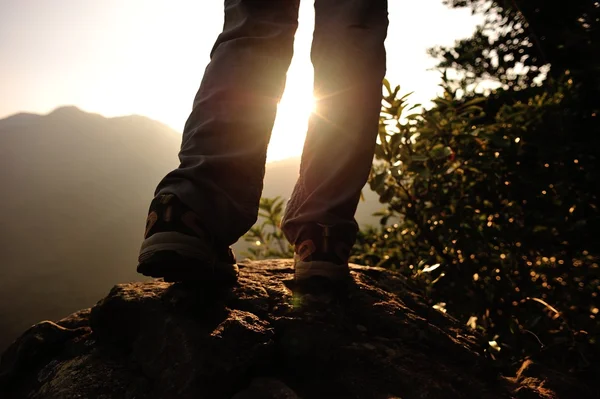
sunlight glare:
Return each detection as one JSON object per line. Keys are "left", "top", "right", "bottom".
{"left": 265, "top": 1, "right": 315, "bottom": 163}
{"left": 266, "top": 84, "right": 315, "bottom": 162}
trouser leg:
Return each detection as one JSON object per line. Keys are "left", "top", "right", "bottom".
{"left": 154, "top": 0, "right": 300, "bottom": 246}
{"left": 281, "top": 0, "right": 389, "bottom": 246}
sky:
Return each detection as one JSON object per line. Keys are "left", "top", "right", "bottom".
{"left": 0, "top": 0, "right": 483, "bottom": 161}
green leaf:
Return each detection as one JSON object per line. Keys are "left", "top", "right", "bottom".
{"left": 379, "top": 187, "right": 396, "bottom": 203}
{"left": 390, "top": 164, "right": 403, "bottom": 177}
{"left": 389, "top": 133, "right": 403, "bottom": 152}
{"left": 374, "top": 144, "right": 386, "bottom": 159}
{"left": 460, "top": 97, "right": 487, "bottom": 107}
{"left": 422, "top": 263, "right": 441, "bottom": 273}
{"left": 371, "top": 172, "right": 388, "bottom": 192}
{"left": 398, "top": 91, "right": 415, "bottom": 103}
{"left": 431, "top": 145, "right": 453, "bottom": 160}
{"left": 382, "top": 78, "right": 392, "bottom": 96}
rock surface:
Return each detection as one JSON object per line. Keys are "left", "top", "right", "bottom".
{"left": 0, "top": 260, "right": 576, "bottom": 398}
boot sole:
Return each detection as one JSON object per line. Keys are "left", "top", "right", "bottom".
{"left": 294, "top": 260, "right": 350, "bottom": 282}
{"left": 137, "top": 232, "right": 238, "bottom": 285}
{"left": 293, "top": 261, "right": 351, "bottom": 295}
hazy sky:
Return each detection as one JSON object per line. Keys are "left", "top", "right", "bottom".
{"left": 0, "top": 0, "right": 482, "bottom": 161}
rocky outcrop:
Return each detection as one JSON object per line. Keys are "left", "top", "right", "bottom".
{"left": 0, "top": 260, "right": 576, "bottom": 398}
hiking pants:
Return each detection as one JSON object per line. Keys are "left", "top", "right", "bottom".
{"left": 155, "top": 0, "right": 389, "bottom": 247}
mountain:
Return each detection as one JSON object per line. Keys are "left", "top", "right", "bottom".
{"left": 0, "top": 107, "right": 181, "bottom": 352}
{"left": 0, "top": 106, "right": 384, "bottom": 352}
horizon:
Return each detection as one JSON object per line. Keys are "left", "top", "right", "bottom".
{"left": 0, "top": 105, "right": 307, "bottom": 164}
{"left": 0, "top": 1, "right": 483, "bottom": 161}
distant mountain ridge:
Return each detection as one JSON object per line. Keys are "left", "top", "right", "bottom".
{"left": 0, "top": 106, "right": 182, "bottom": 352}
{"left": 0, "top": 112, "right": 41, "bottom": 128}
{"left": 0, "top": 106, "right": 383, "bottom": 352}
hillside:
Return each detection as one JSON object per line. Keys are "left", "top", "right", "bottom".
{"left": 0, "top": 107, "right": 181, "bottom": 352}
{"left": 0, "top": 107, "right": 384, "bottom": 352}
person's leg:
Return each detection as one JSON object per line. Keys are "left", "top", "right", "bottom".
{"left": 155, "top": 0, "right": 300, "bottom": 247}
{"left": 281, "top": 0, "right": 388, "bottom": 277}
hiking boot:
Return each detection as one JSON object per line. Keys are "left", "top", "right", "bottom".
{"left": 137, "top": 193, "right": 238, "bottom": 285}
{"left": 293, "top": 223, "right": 353, "bottom": 285}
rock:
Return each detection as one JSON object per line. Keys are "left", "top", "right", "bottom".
{"left": 0, "top": 321, "right": 90, "bottom": 388}
{"left": 0, "top": 260, "right": 573, "bottom": 398}
{"left": 503, "top": 359, "right": 594, "bottom": 399}
{"left": 231, "top": 378, "right": 299, "bottom": 399}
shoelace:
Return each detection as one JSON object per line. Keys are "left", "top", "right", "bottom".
{"left": 317, "top": 223, "right": 334, "bottom": 252}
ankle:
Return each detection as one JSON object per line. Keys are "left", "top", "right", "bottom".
{"left": 294, "top": 223, "right": 354, "bottom": 264}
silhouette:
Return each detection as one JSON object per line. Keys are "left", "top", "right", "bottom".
{"left": 138, "top": 0, "right": 389, "bottom": 286}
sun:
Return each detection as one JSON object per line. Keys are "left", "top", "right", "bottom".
{"left": 266, "top": 76, "right": 316, "bottom": 162}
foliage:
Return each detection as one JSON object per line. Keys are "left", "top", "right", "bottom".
{"left": 364, "top": 78, "right": 598, "bottom": 375}
{"left": 243, "top": 196, "right": 293, "bottom": 259}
